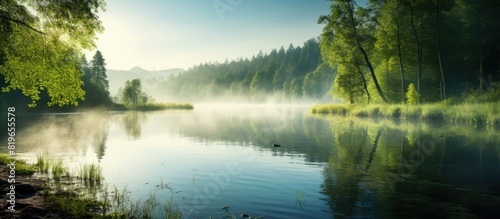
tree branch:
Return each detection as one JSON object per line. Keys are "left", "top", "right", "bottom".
{"left": 0, "top": 15, "right": 45, "bottom": 35}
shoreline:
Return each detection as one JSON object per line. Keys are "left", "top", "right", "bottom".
{"left": 311, "top": 103, "right": 500, "bottom": 126}
{"left": 0, "top": 165, "right": 66, "bottom": 218}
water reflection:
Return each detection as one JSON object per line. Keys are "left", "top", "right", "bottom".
{"left": 2, "top": 106, "right": 499, "bottom": 218}
{"left": 120, "top": 112, "right": 148, "bottom": 139}
{"left": 92, "top": 122, "right": 108, "bottom": 160}
{"left": 318, "top": 116, "right": 500, "bottom": 218}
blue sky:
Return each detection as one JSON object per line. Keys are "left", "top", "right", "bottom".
{"left": 87, "top": 0, "right": 333, "bottom": 70}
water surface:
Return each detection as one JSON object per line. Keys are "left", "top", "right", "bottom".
{"left": 2, "top": 104, "right": 499, "bottom": 218}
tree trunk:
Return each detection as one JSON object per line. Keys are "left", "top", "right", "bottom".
{"left": 437, "top": 0, "right": 446, "bottom": 100}
{"left": 356, "top": 61, "right": 371, "bottom": 103}
{"left": 396, "top": 20, "right": 406, "bottom": 103}
{"left": 476, "top": 0, "right": 484, "bottom": 92}
{"left": 409, "top": 0, "right": 421, "bottom": 102}
{"left": 347, "top": 2, "right": 388, "bottom": 103}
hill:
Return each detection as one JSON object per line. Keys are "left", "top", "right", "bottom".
{"left": 107, "top": 67, "right": 184, "bottom": 96}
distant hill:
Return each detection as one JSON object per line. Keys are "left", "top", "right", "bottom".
{"left": 106, "top": 67, "right": 184, "bottom": 96}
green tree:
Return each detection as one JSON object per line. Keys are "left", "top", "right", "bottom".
{"left": 90, "top": 50, "right": 109, "bottom": 96}
{"left": 332, "top": 62, "right": 367, "bottom": 104}
{"left": 406, "top": 83, "right": 420, "bottom": 104}
{"left": 80, "top": 53, "right": 111, "bottom": 107}
{"left": 0, "top": 0, "right": 105, "bottom": 107}
{"left": 319, "top": 0, "right": 388, "bottom": 103}
{"left": 374, "top": 0, "right": 411, "bottom": 103}
{"left": 290, "top": 77, "right": 303, "bottom": 102}
{"left": 120, "top": 79, "right": 149, "bottom": 107}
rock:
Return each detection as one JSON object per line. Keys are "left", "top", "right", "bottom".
{"left": 0, "top": 179, "right": 9, "bottom": 187}
{"left": 273, "top": 144, "right": 281, "bottom": 147}
{"left": 14, "top": 184, "right": 37, "bottom": 199}
{"left": 89, "top": 205, "right": 103, "bottom": 214}
{"left": 241, "top": 213, "right": 250, "bottom": 218}
{"left": 20, "top": 214, "right": 45, "bottom": 219}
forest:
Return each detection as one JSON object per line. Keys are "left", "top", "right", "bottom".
{"left": 160, "top": 0, "right": 499, "bottom": 104}
{"left": 320, "top": 0, "right": 499, "bottom": 104}
{"left": 1, "top": 0, "right": 499, "bottom": 109}
{"left": 159, "top": 39, "right": 336, "bottom": 103}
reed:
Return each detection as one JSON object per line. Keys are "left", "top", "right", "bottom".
{"left": 36, "top": 154, "right": 50, "bottom": 174}
{"left": 51, "top": 160, "right": 67, "bottom": 180}
{"left": 1, "top": 154, "right": 183, "bottom": 219}
{"left": 79, "top": 163, "right": 103, "bottom": 185}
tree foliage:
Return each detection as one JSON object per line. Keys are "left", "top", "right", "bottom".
{"left": 119, "top": 79, "right": 150, "bottom": 107}
{"left": 406, "top": 83, "right": 420, "bottom": 104}
{"left": 0, "top": 0, "right": 105, "bottom": 107}
{"left": 80, "top": 51, "right": 111, "bottom": 107}
{"left": 319, "top": 0, "right": 388, "bottom": 103}
{"left": 319, "top": 0, "right": 500, "bottom": 104}
{"left": 160, "top": 38, "right": 333, "bottom": 102}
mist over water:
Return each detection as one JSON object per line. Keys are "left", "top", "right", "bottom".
{"left": 2, "top": 104, "right": 499, "bottom": 218}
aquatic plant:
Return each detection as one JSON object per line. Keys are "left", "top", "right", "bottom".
{"left": 295, "top": 189, "right": 307, "bottom": 207}
{"left": 79, "top": 163, "right": 103, "bottom": 186}
{"left": 36, "top": 154, "right": 50, "bottom": 174}
{"left": 51, "top": 160, "right": 67, "bottom": 180}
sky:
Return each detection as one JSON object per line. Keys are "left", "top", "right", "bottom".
{"left": 85, "top": 0, "right": 333, "bottom": 71}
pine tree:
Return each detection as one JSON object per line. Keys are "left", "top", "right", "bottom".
{"left": 90, "top": 50, "right": 110, "bottom": 96}
{"left": 406, "top": 83, "right": 420, "bottom": 104}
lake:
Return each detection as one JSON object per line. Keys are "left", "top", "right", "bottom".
{"left": 2, "top": 104, "right": 500, "bottom": 218}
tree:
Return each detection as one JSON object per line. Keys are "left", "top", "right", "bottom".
{"left": 319, "top": 0, "right": 388, "bottom": 103}
{"left": 80, "top": 53, "right": 111, "bottom": 107}
{"left": 436, "top": 0, "right": 446, "bottom": 100}
{"left": 81, "top": 55, "right": 91, "bottom": 80}
{"left": 290, "top": 77, "right": 303, "bottom": 102}
{"left": 406, "top": 83, "right": 420, "bottom": 104}
{"left": 332, "top": 62, "right": 368, "bottom": 104}
{"left": 302, "top": 62, "right": 336, "bottom": 100}
{"left": 119, "top": 79, "right": 149, "bottom": 107}
{"left": 90, "top": 50, "right": 109, "bottom": 96}
{"left": 408, "top": 0, "right": 423, "bottom": 97}
{"left": 374, "top": 0, "right": 411, "bottom": 103}
{"left": 0, "top": 0, "right": 105, "bottom": 107}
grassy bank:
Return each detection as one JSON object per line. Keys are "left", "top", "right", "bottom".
{"left": 0, "top": 154, "right": 36, "bottom": 175}
{"left": 115, "top": 102, "right": 194, "bottom": 111}
{"left": 311, "top": 103, "right": 500, "bottom": 125}
{"left": 1, "top": 154, "right": 183, "bottom": 218}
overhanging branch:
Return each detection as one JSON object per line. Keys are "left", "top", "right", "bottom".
{"left": 0, "top": 15, "right": 45, "bottom": 35}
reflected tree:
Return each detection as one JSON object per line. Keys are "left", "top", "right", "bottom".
{"left": 121, "top": 112, "right": 148, "bottom": 139}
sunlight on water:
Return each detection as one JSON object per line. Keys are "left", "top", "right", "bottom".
{"left": 2, "top": 104, "right": 499, "bottom": 218}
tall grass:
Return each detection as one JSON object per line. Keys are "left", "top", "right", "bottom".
{"left": 31, "top": 156, "right": 183, "bottom": 218}
{"left": 121, "top": 102, "right": 194, "bottom": 111}
{"left": 36, "top": 154, "right": 50, "bottom": 173}
{"left": 311, "top": 103, "right": 500, "bottom": 126}
{"left": 103, "top": 186, "right": 182, "bottom": 219}
{"left": 51, "top": 160, "right": 67, "bottom": 180}
{"left": 79, "top": 163, "right": 103, "bottom": 187}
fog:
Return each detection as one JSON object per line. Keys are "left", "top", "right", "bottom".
{"left": 2, "top": 103, "right": 313, "bottom": 163}
{"left": 1, "top": 109, "right": 110, "bottom": 165}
